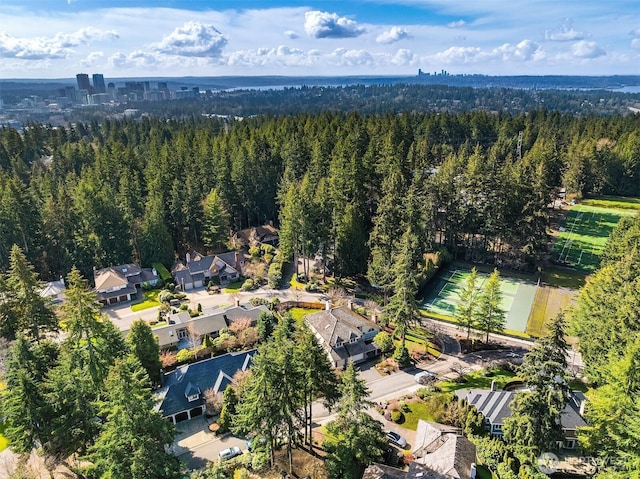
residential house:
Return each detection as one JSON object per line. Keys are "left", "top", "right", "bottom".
{"left": 40, "top": 277, "right": 66, "bottom": 304}
{"left": 412, "top": 420, "right": 477, "bottom": 479}
{"left": 305, "top": 304, "right": 381, "bottom": 368}
{"left": 94, "top": 263, "right": 160, "bottom": 306}
{"left": 172, "top": 250, "right": 244, "bottom": 290}
{"left": 363, "top": 463, "right": 458, "bottom": 479}
{"left": 233, "top": 224, "right": 279, "bottom": 248}
{"left": 455, "top": 388, "right": 587, "bottom": 449}
{"left": 155, "top": 350, "right": 255, "bottom": 424}
{"left": 122, "top": 303, "right": 271, "bottom": 350}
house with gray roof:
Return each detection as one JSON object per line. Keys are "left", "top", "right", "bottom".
{"left": 155, "top": 349, "right": 255, "bottom": 424}
{"left": 305, "top": 304, "right": 381, "bottom": 368}
{"left": 455, "top": 388, "right": 587, "bottom": 449}
{"left": 40, "top": 277, "right": 66, "bottom": 304}
{"left": 172, "top": 250, "right": 244, "bottom": 290}
{"left": 93, "top": 263, "right": 160, "bottom": 306}
{"left": 412, "top": 421, "right": 477, "bottom": 479}
{"left": 122, "top": 303, "right": 270, "bottom": 350}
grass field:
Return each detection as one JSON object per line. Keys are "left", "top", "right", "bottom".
{"left": 553, "top": 203, "right": 636, "bottom": 272}
{"left": 526, "top": 286, "right": 576, "bottom": 337}
{"left": 419, "top": 267, "right": 537, "bottom": 334}
{"left": 131, "top": 289, "right": 161, "bottom": 312}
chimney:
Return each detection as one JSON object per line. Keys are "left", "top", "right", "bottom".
{"left": 234, "top": 252, "right": 242, "bottom": 275}
{"left": 348, "top": 300, "right": 354, "bottom": 311}
{"left": 371, "top": 312, "right": 377, "bottom": 323}
{"left": 490, "top": 380, "right": 497, "bottom": 391}
{"left": 325, "top": 301, "right": 331, "bottom": 311}
{"left": 234, "top": 297, "right": 240, "bottom": 307}
{"left": 186, "top": 252, "right": 191, "bottom": 263}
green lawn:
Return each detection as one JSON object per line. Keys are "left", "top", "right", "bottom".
{"left": 289, "top": 273, "right": 305, "bottom": 290}
{"left": 131, "top": 290, "right": 161, "bottom": 312}
{"left": 399, "top": 393, "right": 453, "bottom": 430}
{"left": 288, "top": 307, "right": 322, "bottom": 322}
{"left": 437, "top": 368, "right": 517, "bottom": 393}
{"left": 542, "top": 268, "right": 587, "bottom": 289}
{"left": 223, "top": 280, "right": 245, "bottom": 293}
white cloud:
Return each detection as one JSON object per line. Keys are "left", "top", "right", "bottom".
{"left": 435, "top": 39, "right": 544, "bottom": 64}
{"left": 0, "top": 27, "right": 118, "bottom": 60}
{"left": 571, "top": 40, "right": 605, "bottom": 58}
{"left": 545, "top": 25, "right": 586, "bottom": 42}
{"left": 80, "top": 51, "right": 104, "bottom": 67}
{"left": 376, "top": 27, "right": 411, "bottom": 44}
{"left": 391, "top": 48, "right": 418, "bottom": 66}
{"left": 447, "top": 20, "right": 466, "bottom": 28}
{"left": 631, "top": 38, "right": 640, "bottom": 49}
{"left": 226, "top": 45, "right": 316, "bottom": 67}
{"left": 284, "top": 30, "right": 299, "bottom": 39}
{"left": 304, "top": 10, "right": 365, "bottom": 39}
{"left": 109, "top": 50, "right": 160, "bottom": 69}
{"left": 629, "top": 28, "right": 640, "bottom": 36}
{"left": 328, "top": 48, "right": 374, "bottom": 66}
{"left": 153, "top": 21, "right": 227, "bottom": 57}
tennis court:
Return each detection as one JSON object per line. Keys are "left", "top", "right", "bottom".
{"left": 553, "top": 204, "right": 635, "bottom": 272}
{"left": 419, "top": 267, "right": 537, "bottom": 333}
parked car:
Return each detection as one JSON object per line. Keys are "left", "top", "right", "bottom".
{"left": 218, "top": 446, "right": 242, "bottom": 460}
{"left": 414, "top": 370, "right": 436, "bottom": 384}
{"left": 386, "top": 431, "right": 408, "bottom": 449}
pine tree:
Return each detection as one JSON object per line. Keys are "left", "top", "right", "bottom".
{"left": 476, "top": 269, "right": 506, "bottom": 343}
{"left": 126, "top": 319, "right": 163, "bottom": 386}
{"left": 202, "top": 188, "right": 230, "bottom": 252}
{"left": 455, "top": 268, "right": 479, "bottom": 341}
{"left": 503, "top": 313, "right": 571, "bottom": 460}
{"left": 323, "top": 362, "right": 387, "bottom": 479}
{"left": 84, "top": 356, "right": 181, "bottom": 479}
{"left": 4, "top": 244, "right": 58, "bottom": 341}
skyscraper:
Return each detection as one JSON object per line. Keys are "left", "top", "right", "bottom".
{"left": 76, "top": 73, "right": 92, "bottom": 93}
{"left": 92, "top": 73, "right": 106, "bottom": 94}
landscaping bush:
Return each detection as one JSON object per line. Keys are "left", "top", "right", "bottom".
{"left": 263, "top": 253, "right": 274, "bottom": 264}
{"left": 249, "top": 246, "right": 261, "bottom": 258}
{"left": 393, "top": 344, "right": 412, "bottom": 367}
{"left": 179, "top": 303, "right": 189, "bottom": 311}
{"left": 176, "top": 349, "right": 195, "bottom": 364}
{"left": 250, "top": 297, "right": 268, "bottom": 306}
{"left": 141, "top": 281, "right": 153, "bottom": 291}
{"left": 391, "top": 409, "right": 404, "bottom": 423}
{"left": 241, "top": 278, "right": 255, "bottom": 291}
{"left": 261, "top": 243, "right": 275, "bottom": 255}
{"left": 251, "top": 451, "right": 269, "bottom": 472}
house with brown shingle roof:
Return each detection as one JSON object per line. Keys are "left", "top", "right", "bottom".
{"left": 305, "top": 304, "right": 381, "bottom": 368}
{"left": 93, "top": 263, "right": 160, "bottom": 306}
{"left": 412, "top": 421, "right": 477, "bottom": 479}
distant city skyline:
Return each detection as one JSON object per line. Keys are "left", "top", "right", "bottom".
{"left": 1, "top": 0, "right": 638, "bottom": 79}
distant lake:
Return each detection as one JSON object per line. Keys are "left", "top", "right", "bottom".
{"left": 609, "top": 85, "right": 640, "bottom": 93}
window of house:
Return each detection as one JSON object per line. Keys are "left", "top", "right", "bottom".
{"left": 177, "top": 329, "right": 187, "bottom": 339}
{"left": 493, "top": 424, "right": 502, "bottom": 431}
{"left": 187, "top": 394, "right": 199, "bottom": 402}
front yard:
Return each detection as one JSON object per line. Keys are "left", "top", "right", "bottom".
{"left": 437, "top": 368, "right": 517, "bottom": 392}
{"left": 131, "top": 290, "right": 162, "bottom": 312}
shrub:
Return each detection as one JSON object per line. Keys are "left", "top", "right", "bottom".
{"left": 250, "top": 297, "right": 268, "bottom": 306}
{"left": 261, "top": 243, "right": 275, "bottom": 255}
{"left": 263, "top": 253, "right": 274, "bottom": 264}
{"left": 249, "top": 246, "right": 261, "bottom": 258}
{"left": 141, "top": 281, "right": 153, "bottom": 291}
{"left": 391, "top": 409, "right": 404, "bottom": 423}
{"left": 179, "top": 303, "right": 189, "bottom": 311}
{"left": 176, "top": 349, "right": 195, "bottom": 363}
{"left": 251, "top": 451, "right": 269, "bottom": 472}
{"left": 233, "top": 468, "right": 250, "bottom": 479}
{"left": 241, "top": 278, "right": 255, "bottom": 291}
{"left": 160, "top": 350, "right": 177, "bottom": 369}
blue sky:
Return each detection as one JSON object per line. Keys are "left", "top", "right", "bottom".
{"left": 1, "top": 0, "right": 638, "bottom": 79}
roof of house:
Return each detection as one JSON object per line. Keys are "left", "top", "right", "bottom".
{"left": 172, "top": 251, "right": 243, "bottom": 285}
{"left": 455, "top": 389, "right": 587, "bottom": 431}
{"left": 235, "top": 224, "right": 279, "bottom": 246}
{"left": 151, "top": 304, "right": 270, "bottom": 348}
{"left": 40, "top": 278, "right": 66, "bottom": 299}
{"left": 94, "top": 268, "right": 129, "bottom": 292}
{"left": 156, "top": 350, "right": 255, "bottom": 417}
{"left": 413, "top": 421, "right": 476, "bottom": 479}
{"left": 362, "top": 463, "right": 407, "bottom": 479}
{"left": 305, "top": 306, "right": 380, "bottom": 348}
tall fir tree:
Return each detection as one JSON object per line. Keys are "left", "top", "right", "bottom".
{"left": 476, "top": 269, "right": 506, "bottom": 343}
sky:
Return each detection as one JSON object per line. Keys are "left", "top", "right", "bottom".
{"left": 1, "top": 0, "right": 639, "bottom": 79}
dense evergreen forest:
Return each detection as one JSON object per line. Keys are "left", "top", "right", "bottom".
{"left": 0, "top": 109, "right": 639, "bottom": 284}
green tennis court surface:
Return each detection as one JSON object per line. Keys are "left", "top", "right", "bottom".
{"left": 419, "top": 267, "right": 537, "bottom": 333}
{"left": 553, "top": 204, "right": 635, "bottom": 272}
